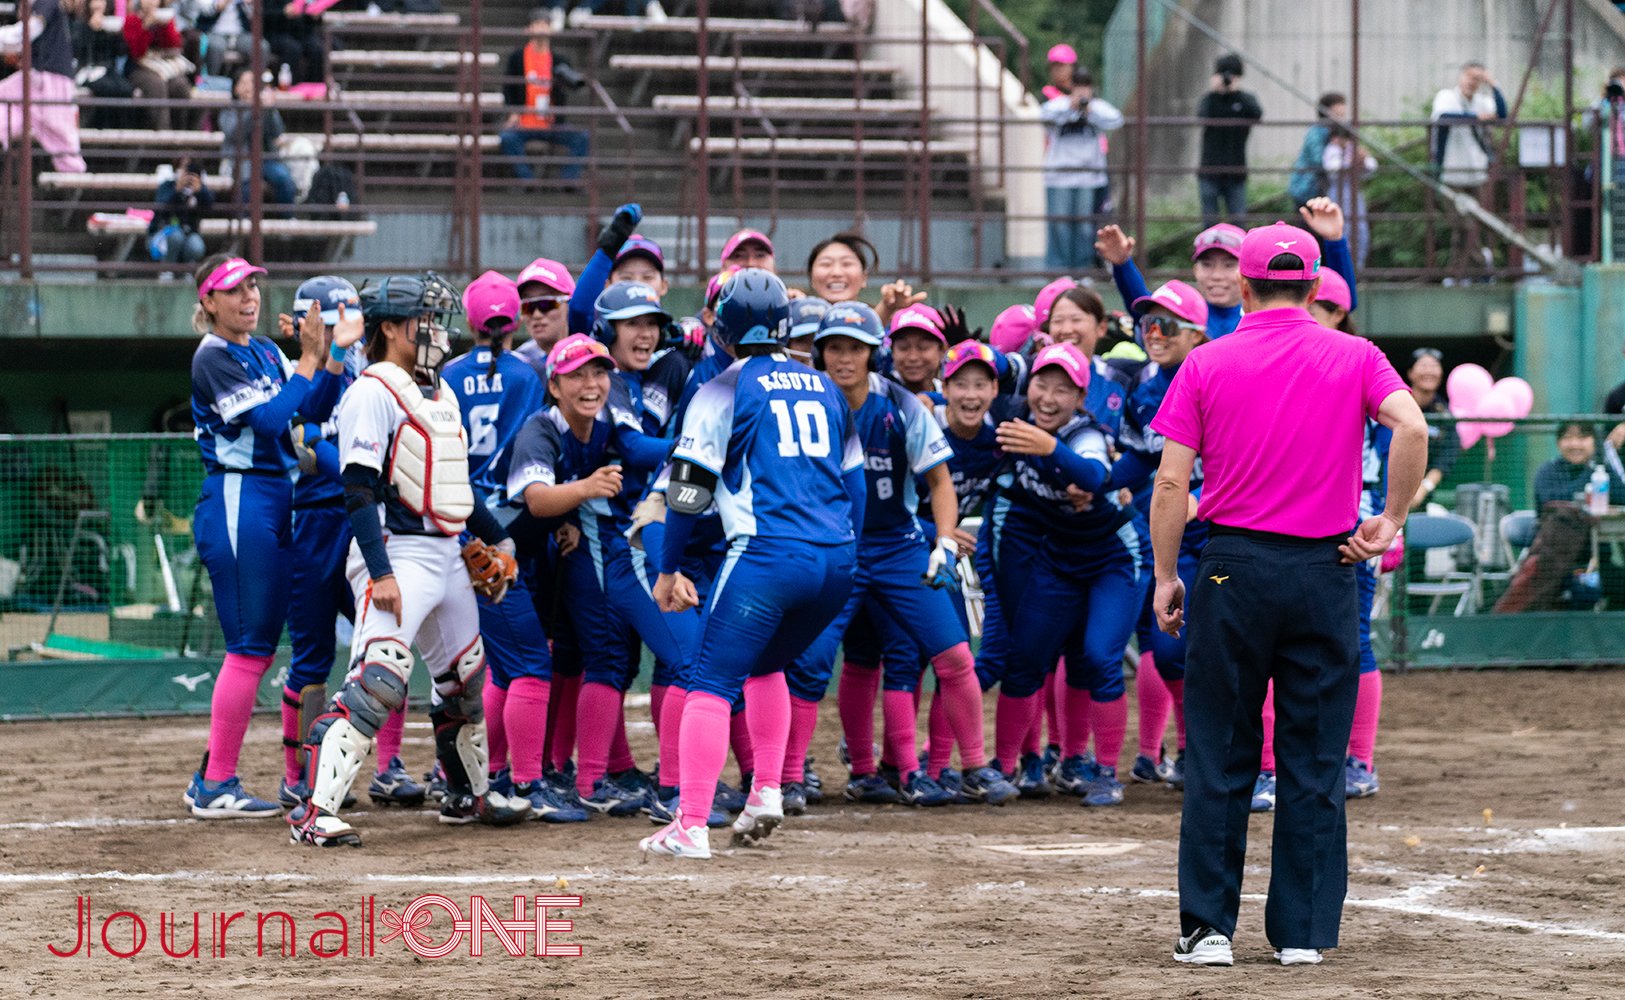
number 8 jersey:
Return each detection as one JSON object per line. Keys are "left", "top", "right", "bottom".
{"left": 672, "top": 353, "right": 864, "bottom": 545}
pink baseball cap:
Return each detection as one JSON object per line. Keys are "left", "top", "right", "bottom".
{"left": 517, "top": 257, "right": 575, "bottom": 296}
{"left": 463, "top": 270, "right": 521, "bottom": 335}
{"left": 1030, "top": 342, "right": 1091, "bottom": 390}
{"left": 706, "top": 266, "right": 742, "bottom": 308}
{"left": 1239, "top": 222, "right": 1322, "bottom": 280}
{"left": 1047, "top": 43, "right": 1077, "bottom": 64}
{"left": 943, "top": 340, "right": 1000, "bottom": 382}
{"left": 547, "top": 333, "right": 614, "bottom": 378}
{"left": 1034, "top": 276, "right": 1078, "bottom": 326}
{"left": 1192, "top": 223, "right": 1246, "bottom": 261}
{"left": 888, "top": 303, "right": 946, "bottom": 344}
{"left": 1131, "top": 279, "right": 1209, "bottom": 329}
{"left": 1314, "top": 268, "right": 1352, "bottom": 313}
{"left": 198, "top": 257, "right": 266, "bottom": 300}
{"left": 614, "top": 234, "right": 664, "bottom": 271}
{"left": 989, "top": 303, "right": 1037, "bottom": 354}
{"left": 719, "top": 229, "right": 773, "bottom": 269}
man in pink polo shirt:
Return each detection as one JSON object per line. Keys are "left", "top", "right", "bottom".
{"left": 1148, "top": 222, "right": 1427, "bottom": 968}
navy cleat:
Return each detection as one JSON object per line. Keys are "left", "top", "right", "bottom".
{"left": 369, "top": 757, "right": 427, "bottom": 808}
{"left": 1080, "top": 765, "right": 1124, "bottom": 807}
{"left": 1165, "top": 748, "right": 1186, "bottom": 790}
{"left": 185, "top": 772, "right": 281, "bottom": 819}
{"left": 1130, "top": 751, "right": 1172, "bottom": 785}
{"left": 936, "top": 766, "right": 968, "bottom": 804}
{"left": 513, "top": 780, "right": 590, "bottom": 823}
{"left": 899, "top": 768, "right": 954, "bottom": 807}
{"left": 582, "top": 776, "right": 646, "bottom": 817}
{"left": 648, "top": 787, "right": 729, "bottom": 828}
{"left": 782, "top": 781, "right": 808, "bottom": 815}
{"left": 878, "top": 761, "right": 902, "bottom": 793}
{"left": 1040, "top": 743, "right": 1062, "bottom": 778}
{"left": 423, "top": 761, "right": 448, "bottom": 803}
{"left": 1015, "top": 751, "right": 1054, "bottom": 798}
{"left": 1345, "top": 755, "right": 1379, "bottom": 798}
{"left": 1051, "top": 753, "right": 1097, "bottom": 796}
{"left": 440, "top": 790, "right": 530, "bottom": 826}
{"left": 844, "top": 771, "right": 900, "bottom": 804}
{"left": 279, "top": 774, "right": 354, "bottom": 810}
{"left": 802, "top": 756, "right": 823, "bottom": 802}
{"left": 961, "top": 765, "right": 1019, "bottom": 805}
{"left": 1251, "top": 771, "right": 1276, "bottom": 812}
{"left": 714, "top": 778, "right": 748, "bottom": 814}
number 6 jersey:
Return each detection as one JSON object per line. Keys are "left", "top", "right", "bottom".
{"left": 672, "top": 353, "right": 864, "bottom": 546}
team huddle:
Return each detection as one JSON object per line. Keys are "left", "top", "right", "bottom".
{"left": 181, "top": 197, "right": 1389, "bottom": 858}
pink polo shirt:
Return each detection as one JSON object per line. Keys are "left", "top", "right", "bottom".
{"left": 1149, "top": 307, "right": 1408, "bottom": 538}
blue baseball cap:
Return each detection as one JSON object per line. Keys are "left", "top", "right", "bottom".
{"left": 614, "top": 234, "right": 665, "bottom": 272}
{"left": 814, "top": 301, "right": 884, "bottom": 346}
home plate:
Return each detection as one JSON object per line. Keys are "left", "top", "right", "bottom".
{"left": 981, "top": 842, "right": 1141, "bottom": 857}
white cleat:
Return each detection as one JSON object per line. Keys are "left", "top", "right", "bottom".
{"left": 1173, "top": 925, "right": 1233, "bottom": 966}
{"left": 640, "top": 820, "right": 711, "bottom": 859}
{"left": 730, "top": 785, "right": 784, "bottom": 845}
{"left": 1275, "top": 948, "right": 1323, "bottom": 966}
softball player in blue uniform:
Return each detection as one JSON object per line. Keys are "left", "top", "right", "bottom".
{"left": 184, "top": 255, "right": 348, "bottom": 819}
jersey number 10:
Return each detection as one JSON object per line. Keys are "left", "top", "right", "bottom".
{"left": 769, "top": 399, "right": 831, "bottom": 458}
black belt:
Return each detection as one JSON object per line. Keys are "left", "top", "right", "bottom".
{"left": 292, "top": 497, "right": 346, "bottom": 511}
{"left": 1208, "top": 522, "right": 1350, "bottom": 546}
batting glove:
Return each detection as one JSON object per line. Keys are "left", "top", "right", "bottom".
{"left": 922, "top": 537, "right": 959, "bottom": 590}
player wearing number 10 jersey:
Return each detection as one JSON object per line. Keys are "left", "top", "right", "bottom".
{"left": 643, "top": 268, "right": 866, "bottom": 859}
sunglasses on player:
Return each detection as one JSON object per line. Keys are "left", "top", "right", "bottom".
{"left": 1137, "top": 314, "right": 1203, "bottom": 340}
{"left": 520, "top": 296, "right": 566, "bottom": 315}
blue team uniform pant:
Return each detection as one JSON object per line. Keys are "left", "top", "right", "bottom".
{"left": 974, "top": 502, "right": 1045, "bottom": 691}
{"left": 842, "top": 601, "right": 933, "bottom": 693}
{"left": 632, "top": 518, "right": 726, "bottom": 691}
{"left": 285, "top": 502, "right": 354, "bottom": 691}
{"left": 1006, "top": 529, "right": 1142, "bottom": 700}
{"left": 194, "top": 471, "right": 294, "bottom": 656}
{"left": 479, "top": 563, "right": 553, "bottom": 687}
{"left": 1356, "top": 559, "right": 1378, "bottom": 675}
{"left": 687, "top": 537, "right": 856, "bottom": 704}
{"left": 562, "top": 526, "right": 698, "bottom": 693}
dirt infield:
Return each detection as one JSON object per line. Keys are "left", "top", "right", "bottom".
{"left": 3, "top": 670, "right": 1624, "bottom": 999}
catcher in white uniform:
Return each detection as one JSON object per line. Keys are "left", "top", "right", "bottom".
{"left": 290, "top": 273, "right": 530, "bottom": 848}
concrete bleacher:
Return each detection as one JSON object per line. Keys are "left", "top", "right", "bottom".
{"left": 608, "top": 54, "right": 899, "bottom": 76}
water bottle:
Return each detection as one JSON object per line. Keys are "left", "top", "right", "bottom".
{"left": 1590, "top": 465, "right": 1610, "bottom": 514}
{"left": 278, "top": 63, "right": 293, "bottom": 90}
{"left": 335, "top": 191, "right": 350, "bottom": 208}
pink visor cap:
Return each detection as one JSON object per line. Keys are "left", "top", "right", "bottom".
{"left": 989, "top": 303, "right": 1037, "bottom": 354}
{"left": 463, "top": 270, "right": 521, "bottom": 335}
{"left": 517, "top": 257, "right": 575, "bottom": 296}
{"left": 888, "top": 303, "right": 946, "bottom": 344}
{"left": 1047, "top": 43, "right": 1077, "bottom": 64}
{"left": 198, "top": 257, "right": 266, "bottom": 300}
{"left": 1131, "top": 279, "right": 1209, "bottom": 328}
{"left": 1033, "top": 276, "right": 1078, "bottom": 326}
{"left": 719, "top": 229, "right": 774, "bottom": 268}
{"left": 547, "top": 333, "right": 614, "bottom": 378}
{"left": 1240, "top": 222, "right": 1322, "bottom": 280}
{"left": 1191, "top": 223, "right": 1246, "bottom": 261}
{"left": 1314, "top": 268, "right": 1352, "bottom": 313}
{"left": 1030, "top": 342, "right": 1091, "bottom": 390}
{"left": 943, "top": 340, "right": 1000, "bottom": 382}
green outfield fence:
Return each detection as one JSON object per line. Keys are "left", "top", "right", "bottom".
{"left": 1, "top": 419, "right": 1622, "bottom": 718}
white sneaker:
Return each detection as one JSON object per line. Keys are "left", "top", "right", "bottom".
{"left": 731, "top": 785, "right": 784, "bottom": 844}
{"left": 640, "top": 820, "right": 711, "bottom": 859}
{"left": 1173, "top": 925, "right": 1233, "bottom": 966}
{"left": 644, "top": 0, "right": 667, "bottom": 22}
{"left": 549, "top": 5, "right": 564, "bottom": 29}
{"left": 1275, "top": 948, "right": 1322, "bottom": 966}
{"left": 566, "top": 5, "right": 590, "bottom": 26}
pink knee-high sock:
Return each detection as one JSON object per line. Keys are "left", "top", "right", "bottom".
{"left": 1166, "top": 679, "right": 1186, "bottom": 750}
{"left": 1136, "top": 654, "right": 1172, "bottom": 759}
{"left": 1260, "top": 681, "right": 1276, "bottom": 773}
{"left": 483, "top": 682, "right": 510, "bottom": 774}
{"left": 658, "top": 686, "right": 687, "bottom": 785}
{"left": 1061, "top": 682, "right": 1095, "bottom": 758}
{"left": 506, "top": 677, "right": 550, "bottom": 783}
{"left": 608, "top": 702, "right": 636, "bottom": 773}
{"left": 926, "top": 687, "right": 955, "bottom": 775}
{"left": 280, "top": 685, "right": 303, "bottom": 783}
{"left": 548, "top": 673, "right": 581, "bottom": 771}
{"left": 677, "top": 692, "right": 732, "bottom": 826}
{"left": 743, "top": 674, "right": 790, "bottom": 793}
{"left": 729, "top": 708, "right": 756, "bottom": 782}
{"left": 574, "top": 682, "right": 624, "bottom": 795}
{"left": 837, "top": 662, "right": 882, "bottom": 774}
{"left": 204, "top": 653, "right": 274, "bottom": 782}
{"left": 881, "top": 689, "right": 919, "bottom": 772}
{"left": 931, "top": 643, "right": 988, "bottom": 769}
{"left": 1091, "top": 695, "right": 1128, "bottom": 771}
{"left": 1044, "top": 661, "right": 1062, "bottom": 747}
{"left": 782, "top": 696, "right": 820, "bottom": 783}
{"left": 994, "top": 691, "right": 1042, "bottom": 768}
{"left": 1348, "top": 671, "right": 1383, "bottom": 768}
{"left": 374, "top": 706, "right": 405, "bottom": 774}
{"left": 649, "top": 684, "right": 668, "bottom": 736}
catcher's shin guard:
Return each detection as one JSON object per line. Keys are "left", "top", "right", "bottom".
{"left": 431, "top": 637, "right": 489, "bottom": 797}
{"left": 303, "top": 642, "right": 411, "bottom": 815}
{"left": 284, "top": 683, "right": 327, "bottom": 766}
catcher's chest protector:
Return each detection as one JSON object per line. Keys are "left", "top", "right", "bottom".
{"left": 364, "top": 362, "right": 476, "bottom": 535}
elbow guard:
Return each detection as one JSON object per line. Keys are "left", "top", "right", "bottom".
{"left": 668, "top": 460, "right": 718, "bottom": 515}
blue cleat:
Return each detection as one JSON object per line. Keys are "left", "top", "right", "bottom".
{"left": 1165, "top": 749, "right": 1186, "bottom": 790}
{"left": 961, "top": 765, "right": 1019, "bottom": 806}
{"left": 1051, "top": 753, "right": 1098, "bottom": 796}
{"left": 423, "top": 761, "right": 448, "bottom": 803}
{"left": 936, "top": 767, "right": 967, "bottom": 804}
{"left": 487, "top": 766, "right": 514, "bottom": 798}
{"left": 898, "top": 768, "right": 954, "bottom": 807}
{"left": 1040, "top": 743, "right": 1062, "bottom": 778}
{"left": 648, "top": 788, "right": 730, "bottom": 828}
{"left": 844, "top": 771, "right": 900, "bottom": 804}
{"left": 582, "top": 776, "right": 646, "bottom": 817}
{"left": 1251, "top": 771, "right": 1276, "bottom": 812}
{"left": 369, "top": 757, "right": 427, "bottom": 808}
{"left": 782, "top": 781, "right": 808, "bottom": 815}
{"left": 714, "top": 779, "right": 748, "bottom": 815}
{"left": 513, "top": 779, "right": 590, "bottom": 823}
{"left": 1345, "top": 756, "right": 1379, "bottom": 798}
{"left": 1015, "top": 751, "right": 1054, "bottom": 798}
{"left": 185, "top": 772, "right": 281, "bottom": 819}
{"left": 1129, "top": 751, "right": 1172, "bottom": 785}
{"left": 1080, "top": 765, "right": 1124, "bottom": 807}
{"left": 277, "top": 777, "right": 309, "bottom": 809}
{"left": 878, "top": 761, "right": 902, "bottom": 793}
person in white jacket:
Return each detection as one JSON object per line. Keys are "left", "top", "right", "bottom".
{"left": 1430, "top": 62, "right": 1506, "bottom": 277}
{"left": 1040, "top": 68, "right": 1123, "bottom": 271}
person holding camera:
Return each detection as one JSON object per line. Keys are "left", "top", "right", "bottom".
{"left": 1196, "top": 54, "right": 1262, "bottom": 227}
{"left": 149, "top": 155, "right": 214, "bottom": 263}
{"left": 498, "top": 11, "right": 590, "bottom": 185}
{"left": 1430, "top": 62, "right": 1506, "bottom": 278}
{"left": 1039, "top": 62, "right": 1122, "bottom": 270}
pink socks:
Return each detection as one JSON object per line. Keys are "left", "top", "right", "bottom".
{"left": 204, "top": 653, "right": 273, "bottom": 782}
{"left": 1091, "top": 695, "right": 1127, "bottom": 771}
{"left": 1061, "top": 682, "right": 1094, "bottom": 758}
{"left": 881, "top": 689, "right": 918, "bottom": 772}
{"left": 837, "top": 662, "right": 882, "bottom": 774}
{"left": 781, "top": 696, "right": 820, "bottom": 784}
{"left": 994, "top": 691, "right": 1041, "bottom": 768}
{"left": 574, "top": 681, "right": 623, "bottom": 796}
{"left": 608, "top": 707, "right": 636, "bottom": 774}
{"left": 658, "top": 686, "right": 687, "bottom": 785}
{"left": 506, "top": 677, "right": 550, "bottom": 783}
{"left": 1260, "top": 681, "right": 1276, "bottom": 773}
{"left": 483, "top": 682, "right": 510, "bottom": 774}
{"left": 547, "top": 673, "right": 581, "bottom": 771}
{"left": 926, "top": 687, "right": 954, "bottom": 775}
{"left": 677, "top": 692, "right": 731, "bottom": 826}
{"left": 1348, "top": 671, "right": 1382, "bottom": 768}
{"left": 729, "top": 708, "right": 756, "bottom": 782}
{"left": 742, "top": 674, "right": 790, "bottom": 792}
{"left": 1165, "top": 679, "right": 1186, "bottom": 750}
{"left": 931, "top": 642, "right": 988, "bottom": 769}
{"left": 374, "top": 705, "right": 405, "bottom": 773}
{"left": 649, "top": 683, "right": 668, "bottom": 735}
{"left": 1135, "top": 652, "right": 1172, "bottom": 759}
{"left": 280, "top": 685, "right": 303, "bottom": 783}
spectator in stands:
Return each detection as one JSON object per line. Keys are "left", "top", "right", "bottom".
{"left": 220, "top": 67, "right": 297, "bottom": 208}
{"left": 1405, "top": 347, "right": 1460, "bottom": 508}
{"left": 1288, "top": 92, "right": 1344, "bottom": 211}
{"left": 1196, "top": 53, "right": 1262, "bottom": 227}
{"left": 179, "top": 0, "right": 263, "bottom": 78}
{"left": 1536, "top": 422, "right": 1625, "bottom": 508}
{"left": 1043, "top": 43, "right": 1075, "bottom": 101}
{"left": 499, "top": 12, "right": 590, "bottom": 187}
{"left": 73, "top": 0, "right": 142, "bottom": 131}
{"left": 1325, "top": 116, "right": 1376, "bottom": 269}
{"left": 1039, "top": 65, "right": 1122, "bottom": 270}
{"left": 265, "top": 0, "right": 325, "bottom": 86}
{"left": 805, "top": 230, "right": 927, "bottom": 327}
{"left": 1431, "top": 62, "right": 1506, "bottom": 278}
{"left": 124, "top": 0, "right": 195, "bottom": 131}
{"left": 149, "top": 155, "right": 214, "bottom": 262}
{"left": 0, "top": 0, "right": 88, "bottom": 172}
{"left": 550, "top": 1, "right": 667, "bottom": 30}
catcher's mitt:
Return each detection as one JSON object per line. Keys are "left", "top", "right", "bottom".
{"left": 462, "top": 538, "right": 518, "bottom": 604}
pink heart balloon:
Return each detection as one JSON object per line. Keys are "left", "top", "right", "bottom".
{"left": 1446, "top": 363, "right": 1495, "bottom": 414}
{"left": 1489, "top": 376, "right": 1534, "bottom": 418}
{"left": 1456, "top": 420, "right": 1483, "bottom": 450}
{"left": 1471, "top": 388, "right": 1518, "bottom": 439}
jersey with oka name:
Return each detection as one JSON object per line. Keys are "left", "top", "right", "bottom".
{"left": 925, "top": 393, "right": 1022, "bottom": 520}
{"left": 850, "top": 373, "right": 953, "bottom": 536}
{"left": 442, "top": 347, "right": 548, "bottom": 505}
{"left": 995, "top": 405, "right": 1124, "bottom": 543}
{"left": 673, "top": 354, "right": 863, "bottom": 545}
{"left": 336, "top": 371, "right": 469, "bottom": 537}
{"left": 506, "top": 406, "right": 625, "bottom": 551}
{"left": 190, "top": 333, "right": 300, "bottom": 476}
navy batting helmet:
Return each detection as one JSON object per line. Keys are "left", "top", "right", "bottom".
{"left": 713, "top": 268, "right": 790, "bottom": 350}
{"left": 591, "top": 280, "right": 671, "bottom": 347}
